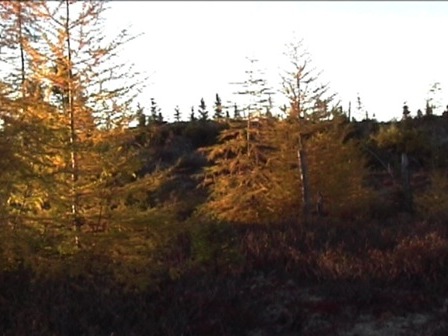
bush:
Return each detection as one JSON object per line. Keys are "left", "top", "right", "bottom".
{"left": 415, "top": 170, "right": 448, "bottom": 222}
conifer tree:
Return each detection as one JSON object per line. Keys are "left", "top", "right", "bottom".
{"left": 305, "top": 117, "right": 374, "bottom": 217}
{"left": 201, "top": 56, "right": 296, "bottom": 224}
{"left": 213, "top": 93, "right": 223, "bottom": 120}
{"left": 233, "top": 103, "right": 240, "bottom": 120}
{"left": 0, "top": 81, "right": 36, "bottom": 225}
{"left": 198, "top": 97, "right": 208, "bottom": 121}
{"left": 278, "top": 37, "right": 342, "bottom": 221}
{"left": 0, "top": 1, "right": 69, "bottom": 227}
{"left": 231, "top": 57, "right": 274, "bottom": 119}
{"left": 18, "top": 0, "right": 145, "bottom": 232}
{"left": 200, "top": 116, "right": 283, "bottom": 224}
{"left": 174, "top": 105, "right": 181, "bottom": 122}
{"left": 136, "top": 103, "right": 146, "bottom": 127}
{"left": 190, "top": 106, "right": 196, "bottom": 122}
{"left": 0, "top": 0, "right": 42, "bottom": 93}
{"left": 150, "top": 97, "right": 161, "bottom": 123}
{"left": 280, "top": 37, "right": 334, "bottom": 121}
{"left": 426, "top": 82, "right": 442, "bottom": 114}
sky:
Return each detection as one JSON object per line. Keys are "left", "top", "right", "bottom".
{"left": 105, "top": 1, "right": 448, "bottom": 122}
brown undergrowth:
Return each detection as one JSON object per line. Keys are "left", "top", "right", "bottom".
{"left": 1, "top": 215, "right": 448, "bottom": 335}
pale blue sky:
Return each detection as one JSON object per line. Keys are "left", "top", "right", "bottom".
{"left": 105, "top": 1, "right": 448, "bottom": 121}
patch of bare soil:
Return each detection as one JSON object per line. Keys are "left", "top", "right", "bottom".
{"left": 244, "top": 274, "right": 448, "bottom": 336}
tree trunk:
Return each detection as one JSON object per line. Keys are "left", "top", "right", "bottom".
{"left": 17, "top": 1, "right": 26, "bottom": 94}
{"left": 298, "top": 134, "right": 311, "bottom": 224}
{"left": 401, "top": 152, "right": 413, "bottom": 212}
{"left": 64, "top": 0, "right": 80, "bottom": 231}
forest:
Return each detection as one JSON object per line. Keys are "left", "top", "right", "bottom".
{"left": 1, "top": 1, "right": 448, "bottom": 335}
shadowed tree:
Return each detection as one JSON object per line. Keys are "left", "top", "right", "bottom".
{"left": 190, "top": 106, "right": 196, "bottom": 122}
{"left": 213, "top": 93, "right": 223, "bottom": 121}
{"left": 136, "top": 103, "right": 146, "bottom": 127}
{"left": 198, "top": 97, "right": 208, "bottom": 121}
{"left": 174, "top": 105, "right": 181, "bottom": 122}
{"left": 233, "top": 103, "right": 240, "bottom": 120}
{"left": 278, "top": 37, "right": 339, "bottom": 222}
{"left": 150, "top": 97, "right": 162, "bottom": 123}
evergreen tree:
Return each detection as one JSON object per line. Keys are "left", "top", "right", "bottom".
{"left": 136, "top": 103, "right": 146, "bottom": 127}
{"left": 233, "top": 103, "right": 240, "bottom": 120}
{"left": 356, "top": 93, "right": 369, "bottom": 120}
{"left": 190, "top": 106, "right": 196, "bottom": 122}
{"left": 213, "top": 93, "right": 223, "bottom": 120}
{"left": 265, "top": 93, "right": 273, "bottom": 117}
{"left": 427, "top": 82, "right": 442, "bottom": 114}
{"left": 150, "top": 98, "right": 161, "bottom": 122}
{"left": 174, "top": 105, "right": 181, "bottom": 122}
{"left": 425, "top": 99, "right": 433, "bottom": 116}
{"left": 198, "top": 97, "right": 208, "bottom": 121}
{"left": 305, "top": 118, "right": 374, "bottom": 217}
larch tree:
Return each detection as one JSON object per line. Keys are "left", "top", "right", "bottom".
{"left": 0, "top": 0, "right": 43, "bottom": 94}
{"left": 199, "top": 116, "right": 282, "bottom": 224}
{"left": 200, "top": 57, "right": 283, "bottom": 224}
{"left": 305, "top": 116, "right": 375, "bottom": 219}
{"left": 277, "top": 37, "right": 332, "bottom": 221}
{"left": 20, "top": 0, "right": 145, "bottom": 234}
{"left": 280, "top": 37, "right": 335, "bottom": 122}
{"left": 231, "top": 56, "right": 275, "bottom": 119}
{"left": 0, "top": 82, "right": 36, "bottom": 226}
{"left": 0, "top": 0, "right": 66, "bottom": 229}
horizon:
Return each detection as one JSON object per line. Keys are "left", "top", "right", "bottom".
{"left": 105, "top": 1, "right": 448, "bottom": 122}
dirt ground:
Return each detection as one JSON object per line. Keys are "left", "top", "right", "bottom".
{"left": 242, "top": 275, "right": 448, "bottom": 336}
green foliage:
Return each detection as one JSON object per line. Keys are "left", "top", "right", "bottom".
{"left": 372, "top": 121, "right": 429, "bottom": 154}
{"left": 307, "top": 120, "right": 375, "bottom": 218}
{"left": 190, "top": 221, "right": 244, "bottom": 272}
{"left": 415, "top": 170, "right": 448, "bottom": 221}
